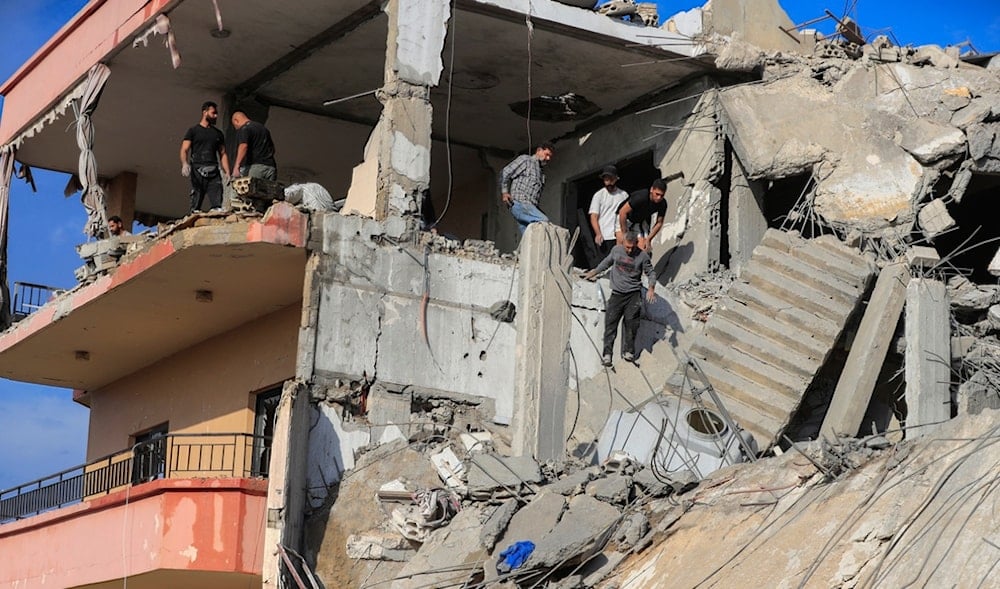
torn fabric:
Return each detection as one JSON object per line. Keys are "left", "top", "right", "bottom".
{"left": 5, "top": 82, "right": 86, "bottom": 151}
{"left": 0, "top": 147, "right": 15, "bottom": 328}
{"left": 133, "top": 14, "right": 181, "bottom": 69}
{"left": 74, "top": 63, "right": 112, "bottom": 238}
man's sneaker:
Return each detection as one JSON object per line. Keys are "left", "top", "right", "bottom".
{"left": 622, "top": 351, "right": 636, "bottom": 363}
{"left": 602, "top": 354, "right": 613, "bottom": 367}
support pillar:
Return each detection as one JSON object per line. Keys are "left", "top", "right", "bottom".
{"left": 105, "top": 172, "right": 136, "bottom": 228}
{"left": 359, "top": 0, "right": 449, "bottom": 234}
{"left": 512, "top": 223, "right": 571, "bottom": 461}
{"left": 904, "top": 278, "right": 950, "bottom": 433}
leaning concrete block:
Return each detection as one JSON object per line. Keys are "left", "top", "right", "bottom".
{"left": 821, "top": 263, "right": 909, "bottom": 439}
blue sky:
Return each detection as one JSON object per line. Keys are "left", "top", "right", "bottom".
{"left": 0, "top": 0, "right": 998, "bottom": 492}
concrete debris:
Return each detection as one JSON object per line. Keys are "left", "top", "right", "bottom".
{"left": 896, "top": 119, "right": 966, "bottom": 165}
{"left": 586, "top": 474, "right": 633, "bottom": 505}
{"left": 391, "top": 506, "right": 488, "bottom": 589}
{"left": 480, "top": 500, "right": 519, "bottom": 551}
{"left": 524, "top": 495, "right": 621, "bottom": 569}
{"left": 916, "top": 198, "right": 956, "bottom": 238}
{"left": 345, "top": 528, "right": 416, "bottom": 561}
{"left": 548, "top": 467, "right": 598, "bottom": 496}
{"left": 612, "top": 512, "right": 650, "bottom": 552}
{"left": 904, "top": 246, "right": 940, "bottom": 269}
{"left": 429, "top": 447, "right": 466, "bottom": 489}
{"left": 466, "top": 454, "right": 543, "bottom": 499}
{"left": 74, "top": 234, "right": 144, "bottom": 282}
{"left": 459, "top": 431, "right": 494, "bottom": 453}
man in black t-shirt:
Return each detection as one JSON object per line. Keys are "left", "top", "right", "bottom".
{"left": 617, "top": 177, "right": 668, "bottom": 252}
{"left": 231, "top": 111, "right": 277, "bottom": 181}
{"left": 179, "top": 101, "right": 229, "bottom": 213}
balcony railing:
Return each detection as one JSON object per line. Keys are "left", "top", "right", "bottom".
{"left": 11, "top": 281, "right": 63, "bottom": 322}
{"left": 0, "top": 433, "right": 270, "bottom": 524}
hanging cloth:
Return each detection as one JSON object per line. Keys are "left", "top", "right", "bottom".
{"left": 73, "top": 63, "right": 112, "bottom": 238}
{"left": 0, "top": 147, "right": 16, "bottom": 328}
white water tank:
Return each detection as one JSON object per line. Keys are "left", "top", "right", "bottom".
{"left": 596, "top": 397, "right": 756, "bottom": 479}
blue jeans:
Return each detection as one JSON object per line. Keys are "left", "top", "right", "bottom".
{"left": 510, "top": 201, "right": 549, "bottom": 234}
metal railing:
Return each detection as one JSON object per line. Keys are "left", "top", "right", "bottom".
{"left": 11, "top": 281, "right": 63, "bottom": 321}
{"left": 0, "top": 433, "right": 270, "bottom": 524}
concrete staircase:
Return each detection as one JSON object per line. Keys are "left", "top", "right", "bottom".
{"left": 685, "top": 229, "right": 876, "bottom": 449}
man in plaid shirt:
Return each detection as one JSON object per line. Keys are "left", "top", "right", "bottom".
{"left": 500, "top": 142, "right": 555, "bottom": 234}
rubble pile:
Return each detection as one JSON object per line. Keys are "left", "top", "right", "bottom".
{"left": 73, "top": 234, "right": 145, "bottom": 283}
{"left": 306, "top": 412, "right": 704, "bottom": 589}
{"left": 949, "top": 274, "right": 1000, "bottom": 414}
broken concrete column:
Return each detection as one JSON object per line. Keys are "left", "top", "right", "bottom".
{"left": 104, "top": 171, "right": 136, "bottom": 229}
{"left": 905, "top": 278, "right": 951, "bottom": 433}
{"left": 512, "top": 223, "right": 571, "bottom": 461}
{"left": 367, "top": 0, "right": 450, "bottom": 234}
{"left": 821, "top": 263, "right": 909, "bottom": 440}
{"left": 726, "top": 151, "right": 767, "bottom": 275}
{"left": 262, "top": 380, "right": 312, "bottom": 589}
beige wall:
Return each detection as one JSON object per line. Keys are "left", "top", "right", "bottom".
{"left": 86, "top": 305, "right": 300, "bottom": 460}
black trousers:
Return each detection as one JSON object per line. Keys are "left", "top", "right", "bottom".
{"left": 189, "top": 168, "right": 223, "bottom": 212}
{"left": 603, "top": 289, "right": 641, "bottom": 357}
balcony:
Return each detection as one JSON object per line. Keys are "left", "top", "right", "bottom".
{"left": 0, "top": 433, "right": 269, "bottom": 589}
{"left": 0, "top": 202, "right": 308, "bottom": 391}
{"left": 1, "top": 432, "right": 269, "bottom": 523}
{"left": 10, "top": 281, "right": 64, "bottom": 322}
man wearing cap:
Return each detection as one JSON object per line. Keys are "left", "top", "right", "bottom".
{"left": 617, "top": 177, "right": 669, "bottom": 253}
{"left": 588, "top": 165, "right": 630, "bottom": 260}
{"left": 500, "top": 142, "right": 555, "bottom": 234}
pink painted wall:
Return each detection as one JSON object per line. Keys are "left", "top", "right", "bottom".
{"left": 0, "top": 0, "right": 172, "bottom": 144}
{"left": 0, "top": 478, "right": 267, "bottom": 588}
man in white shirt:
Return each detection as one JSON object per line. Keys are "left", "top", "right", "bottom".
{"left": 588, "top": 165, "right": 630, "bottom": 260}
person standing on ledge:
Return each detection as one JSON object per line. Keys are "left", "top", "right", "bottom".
{"left": 180, "top": 101, "right": 229, "bottom": 213}
{"left": 500, "top": 142, "right": 555, "bottom": 234}
{"left": 231, "top": 111, "right": 277, "bottom": 180}
{"left": 585, "top": 230, "right": 656, "bottom": 367}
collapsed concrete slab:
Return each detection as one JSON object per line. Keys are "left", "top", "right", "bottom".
{"left": 686, "top": 229, "right": 875, "bottom": 448}
{"left": 821, "top": 263, "right": 909, "bottom": 440}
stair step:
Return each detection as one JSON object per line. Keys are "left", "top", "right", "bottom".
{"left": 690, "top": 339, "right": 806, "bottom": 405}
{"left": 691, "top": 360, "right": 788, "bottom": 447}
{"left": 760, "top": 232, "right": 872, "bottom": 287}
{"left": 704, "top": 317, "right": 818, "bottom": 381}
{"left": 713, "top": 299, "right": 832, "bottom": 358}
{"left": 726, "top": 282, "right": 843, "bottom": 344}
{"left": 739, "top": 265, "right": 854, "bottom": 324}
{"left": 753, "top": 245, "right": 866, "bottom": 303}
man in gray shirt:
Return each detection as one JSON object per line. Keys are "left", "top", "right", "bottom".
{"left": 585, "top": 231, "right": 656, "bottom": 366}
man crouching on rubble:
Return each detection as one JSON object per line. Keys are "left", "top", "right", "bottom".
{"left": 585, "top": 231, "right": 656, "bottom": 367}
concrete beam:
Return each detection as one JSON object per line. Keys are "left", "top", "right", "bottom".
{"left": 512, "top": 223, "right": 571, "bottom": 461}
{"left": 821, "top": 263, "right": 908, "bottom": 439}
{"left": 904, "top": 278, "right": 951, "bottom": 433}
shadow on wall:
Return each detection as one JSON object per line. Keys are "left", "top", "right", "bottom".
{"left": 637, "top": 294, "right": 683, "bottom": 356}
{"left": 654, "top": 242, "right": 695, "bottom": 284}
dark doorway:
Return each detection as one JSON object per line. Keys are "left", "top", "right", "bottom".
{"left": 565, "top": 152, "right": 661, "bottom": 269}
{"left": 132, "top": 423, "right": 168, "bottom": 484}
{"left": 252, "top": 386, "right": 282, "bottom": 477}
{"left": 924, "top": 174, "right": 1000, "bottom": 283}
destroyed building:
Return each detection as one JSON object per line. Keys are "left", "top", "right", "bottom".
{"left": 1, "top": 0, "right": 1000, "bottom": 587}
